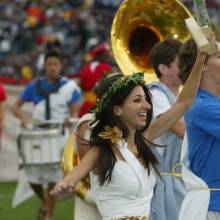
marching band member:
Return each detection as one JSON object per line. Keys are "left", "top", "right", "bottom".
{"left": 148, "top": 39, "right": 186, "bottom": 220}
{"left": 79, "top": 43, "right": 113, "bottom": 116}
{"left": 12, "top": 50, "right": 81, "bottom": 220}
{"left": 0, "top": 84, "right": 6, "bottom": 149}
{"left": 178, "top": 38, "right": 220, "bottom": 220}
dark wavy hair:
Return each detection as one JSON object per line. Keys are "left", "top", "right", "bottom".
{"left": 178, "top": 27, "right": 220, "bottom": 84}
{"left": 178, "top": 38, "right": 198, "bottom": 84}
{"left": 89, "top": 74, "right": 159, "bottom": 185}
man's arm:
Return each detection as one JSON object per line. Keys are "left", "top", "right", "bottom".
{"left": 65, "top": 86, "right": 81, "bottom": 126}
{"left": 67, "top": 86, "right": 82, "bottom": 119}
{"left": 12, "top": 98, "right": 31, "bottom": 127}
{"left": 69, "top": 101, "right": 81, "bottom": 118}
{"left": 64, "top": 101, "right": 81, "bottom": 128}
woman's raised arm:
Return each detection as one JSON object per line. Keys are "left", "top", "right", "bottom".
{"left": 144, "top": 49, "right": 207, "bottom": 142}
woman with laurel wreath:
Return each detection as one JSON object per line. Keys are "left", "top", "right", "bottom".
{"left": 51, "top": 46, "right": 207, "bottom": 220}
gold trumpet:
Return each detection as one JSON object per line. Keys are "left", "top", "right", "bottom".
{"left": 111, "top": 0, "right": 192, "bottom": 82}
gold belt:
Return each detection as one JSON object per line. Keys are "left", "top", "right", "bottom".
{"left": 113, "top": 217, "right": 148, "bottom": 220}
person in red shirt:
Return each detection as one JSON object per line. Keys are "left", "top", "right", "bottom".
{"left": 79, "top": 43, "right": 113, "bottom": 116}
{"left": 0, "top": 84, "right": 6, "bottom": 148}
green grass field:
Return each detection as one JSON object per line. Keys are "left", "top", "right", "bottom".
{"left": 0, "top": 182, "right": 74, "bottom": 220}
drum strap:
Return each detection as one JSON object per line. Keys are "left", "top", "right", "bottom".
{"left": 36, "top": 77, "right": 61, "bottom": 120}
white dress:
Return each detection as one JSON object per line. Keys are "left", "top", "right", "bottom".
{"left": 90, "top": 140, "right": 156, "bottom": 220}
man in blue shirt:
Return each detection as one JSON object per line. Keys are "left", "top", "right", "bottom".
{"left": 179, "top": 38, "right": 220, "bottom": 220}
{"left": 12, "top": 50, "right": 81, "bottom": 220}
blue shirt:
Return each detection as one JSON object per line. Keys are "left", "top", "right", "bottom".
{"left": 20, "top": 77, "right": 81, "bottom": 106}
{"left": 185, "top": 89, "right": 220, "bottom": 212}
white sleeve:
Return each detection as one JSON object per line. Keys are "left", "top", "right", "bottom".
{"left": 150, "top": 89, "right": 171, "bottom": 118}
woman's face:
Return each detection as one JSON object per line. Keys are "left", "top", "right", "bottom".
{"left": 115, "top": 85, "right": 151, "bottom": 130}
{"left": 205, "top": 42, "right": 220, "bottom": 81}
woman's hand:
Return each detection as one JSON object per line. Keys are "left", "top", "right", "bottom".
{"left": 51, "top": 147, "right": 100, "bottom": 198}
{"left": 204, "top": 28, "right": 215, "bottom": 44}
{"left": 202, "top": 28, "right": 216, "bottom": 54}
{"left": 50, "top": 179, "right": 74, "bottom": 199}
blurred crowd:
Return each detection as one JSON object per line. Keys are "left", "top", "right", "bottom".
{"left": 0, "top": 0, "right": 219, "bottom": 82}
{"left": 182, "top": 0, "right": 220, "bottom": 25}
{"left": 0, "top": 0, "right": 121, "bottom": 82}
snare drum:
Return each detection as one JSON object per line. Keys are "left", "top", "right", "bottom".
{"left": 19, "top": 127, "right": 63, "bottom": 164}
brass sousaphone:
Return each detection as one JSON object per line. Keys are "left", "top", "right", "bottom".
{"left": 111, "top": 0, "right": 192, "bottom": 82}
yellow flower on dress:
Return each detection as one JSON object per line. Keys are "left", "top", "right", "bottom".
{"left": 98, "top": 126, "right": 122, "bottom": 144}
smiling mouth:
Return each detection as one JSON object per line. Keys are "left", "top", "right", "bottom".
{"left": 138, "top": 113, "right": 147, "bottom": 117}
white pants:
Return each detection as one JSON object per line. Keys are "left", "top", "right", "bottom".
{"left": 207, "top": 212, "right": 220, "bottom": 220}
